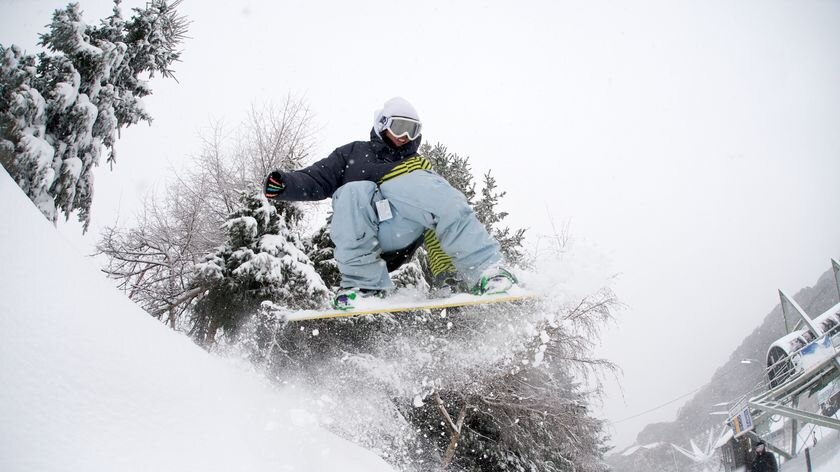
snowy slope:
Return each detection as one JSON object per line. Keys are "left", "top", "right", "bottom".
{"left": 0, "top": 166, "right": 393, "bottom": 471}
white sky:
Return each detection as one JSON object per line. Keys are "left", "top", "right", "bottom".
{"left": 3, "top": 0, "right": 840, "bottom": 451}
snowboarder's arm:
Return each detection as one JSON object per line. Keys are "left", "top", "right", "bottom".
{"left": 264, "top": 149, "right": 347, "bottom": 201}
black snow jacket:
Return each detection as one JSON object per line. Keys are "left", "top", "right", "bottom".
{"left": 270, "top": 129, "right": 422, "bottom": 201}
{"left": 750, "top": 451, "right": 778, "bottom": 472}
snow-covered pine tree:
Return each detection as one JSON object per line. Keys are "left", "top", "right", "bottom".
{"left": 0, "top": 0, "right": 187, "bottom": 229}
{"left": 474, "top": 170, "right": 526, "bottom": 265}
{"left": 0, "top": 46, "right": 52, "bottom": 211}
{"left": 304, "top": 219, "right": 341, "bottom": 289}
{"left": 191, "top": 192, "right": 328, "bottom": 346}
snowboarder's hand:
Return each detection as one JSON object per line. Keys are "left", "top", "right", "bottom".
{"left": 264, "top": 171, "right": 286, "bottom": 199}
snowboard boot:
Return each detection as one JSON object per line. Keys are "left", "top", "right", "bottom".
{"left": 472, "top": 266, "right": 518, "bottom": 295}
{"left": 429, "top": 272, "right": 467, "bottom": 299}
{"left": 332, "top": 287, "right": 386, "bottom": 310}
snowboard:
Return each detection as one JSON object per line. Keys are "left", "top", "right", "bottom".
{"left": 285, "top": 287, "right": 536, "bottom": 322}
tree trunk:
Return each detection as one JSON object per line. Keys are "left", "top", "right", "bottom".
{"left": 203, "top": 318, "right": 221, "bottom": 349}
{"left": 434, "top": 392, "right": 469, "bottom": 469}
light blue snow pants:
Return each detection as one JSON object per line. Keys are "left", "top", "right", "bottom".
{"left": 330, "top": 170, "right": 501, "bottom": 290}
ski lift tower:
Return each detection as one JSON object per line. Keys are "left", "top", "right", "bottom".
{"left": 731, "top": 259, "right": 840, "bottom": 462}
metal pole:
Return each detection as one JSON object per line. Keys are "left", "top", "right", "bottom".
{"left": 790, "top": 393, "right": 799, "bottom": 457}
{"left": 805, "top": 447, "right": 812, "bottom": 472}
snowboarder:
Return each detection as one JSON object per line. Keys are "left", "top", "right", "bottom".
{"left": 264, "top": 97, "right": 516, "bottom": 309}
{"left": 749, "top": 441, "right": 778, "bottom": 472}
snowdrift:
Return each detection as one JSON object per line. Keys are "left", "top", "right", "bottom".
{"left": 0, "top": 166, "right": 393, "bottom": 471}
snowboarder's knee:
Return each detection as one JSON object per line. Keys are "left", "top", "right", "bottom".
{"left": 333, "top": 180, "right": 377, "bottom": 202}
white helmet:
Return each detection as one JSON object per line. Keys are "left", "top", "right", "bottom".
{"left": 373, "top": 97, "right": 422, "bottom": 139}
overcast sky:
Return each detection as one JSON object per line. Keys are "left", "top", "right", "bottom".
{"left": 3, "top": 0, "right": 840, "bottom": 450}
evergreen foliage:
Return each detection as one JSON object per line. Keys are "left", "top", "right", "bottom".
{"left": 303, "top": 219, "right": 340, "bottom": 289}
{"left": 475, "top": 171, "right": 527, "bottom": 264}
{"left": 0, "top": 0, "right": 187, "bottom": 229}
{"left": 191, "top": 192, "right": 328, "bottom": 346}
{"left": 390, "top": 254, "right": 429, "bottom": 292}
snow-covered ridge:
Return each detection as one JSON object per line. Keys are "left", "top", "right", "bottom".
{"left": 0, "top": 166, "right": 393, "bottom": 471}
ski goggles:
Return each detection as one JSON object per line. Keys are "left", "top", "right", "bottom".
{"left": 383, "top": 116, "right": 422, "bottom": 140}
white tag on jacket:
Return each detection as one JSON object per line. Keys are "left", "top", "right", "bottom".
{"left": 375, "top": 199, "right": 393, "bottom": 222}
